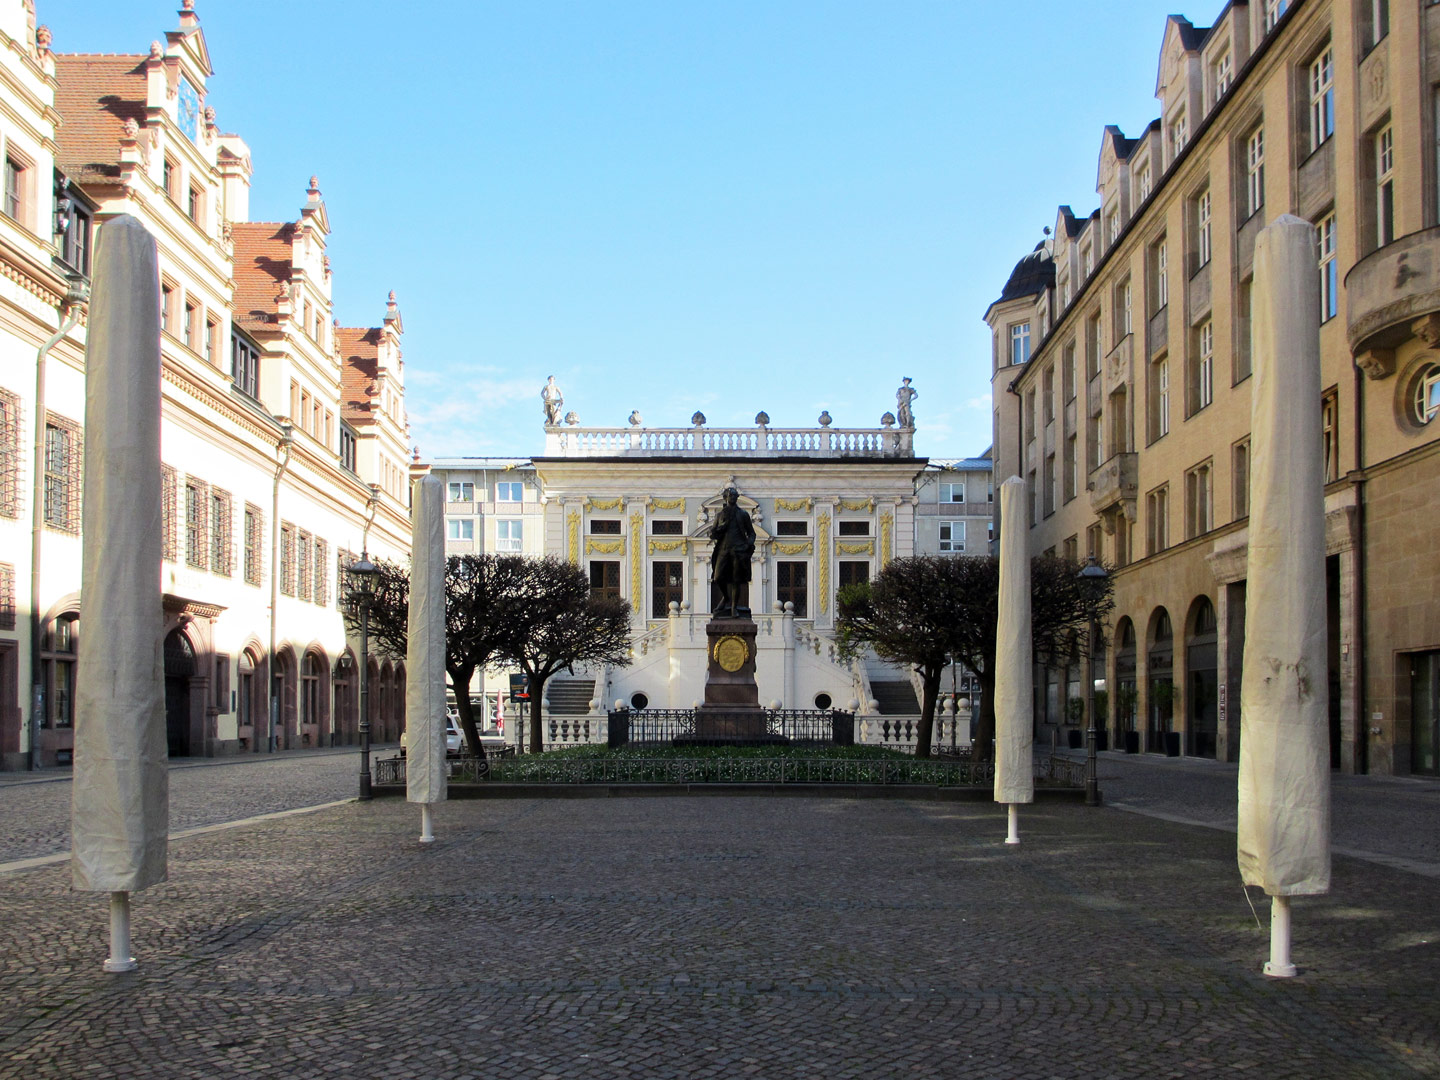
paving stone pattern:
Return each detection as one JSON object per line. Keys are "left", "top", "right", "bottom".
{"left": 0, "top": 750, "right": 367, "bottom": 863}
{"left": 2, "top": 796, "right": 1438, "bottom": 1079}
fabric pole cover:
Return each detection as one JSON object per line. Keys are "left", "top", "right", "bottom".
{"left": 1237, "top": 214, "right": 1331, "bottom": 897}
{"left": 71, "top": 216, "right": 168, "bottom": 893}
{"left": 406, "top": 473, "right": 447, "bottom": 805}
{"left": 994, "top": 476, "right": 1034, "bottom": 805}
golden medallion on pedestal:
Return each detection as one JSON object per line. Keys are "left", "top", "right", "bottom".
{"left": 712, "top": 634, "right": 748, "bottom": 672}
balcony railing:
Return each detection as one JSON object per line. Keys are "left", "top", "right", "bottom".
{"left": 543, "top": 424, "right": 915, "bottom": 459}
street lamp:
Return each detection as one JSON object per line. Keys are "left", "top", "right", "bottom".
{"left": 348, "top": 553, "right": 380, "bottom": 800}
{"left": 1078, "top": 556, "right": 1109, "bottom": 807}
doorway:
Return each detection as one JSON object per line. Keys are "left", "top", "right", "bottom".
{"left": 1412, "top": 651, "right": 1440, "bottom": 776}
{"left": 163, "top": 628, "right": 196, "bottom": 758}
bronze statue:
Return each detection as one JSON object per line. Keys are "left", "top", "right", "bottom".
{"left": 709, "top": 486, "right": 755, "bottom": 618}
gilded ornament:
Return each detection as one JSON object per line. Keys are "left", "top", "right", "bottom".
{"left": 589, "top": 496, "right": 622, "bottom": 511}
{"left": 836, "top": 540, "right": 874, "bottom": 556}
{"left": 712, "top": 634, "right": 749, "bottom": 672}
{"left": 629, "top": 513, "right": 644, "bottom": 613}
{"left": 566, "top": 511, "right": 580, "bottom": 564}
{"left": 586, "top": 539, "right": 625, "bottom": 555}
{"left": 880, "top": 511, "right": 894, "bottom": 567}
{"left": 772, "top": 541, "right": 813, "bottom": 556}
{"left": 775, "top": 497, "right": 811, "bottom": 512}
{"left": 838, "top": 497, "right": 874, "bottom": 512}
{"left": 817, "top": 510, "right": 831, "bottom": 614}
{"left": 649, "top": 539, "right": 687, "bottom": 555}
{"left": 652, "top": 497, "right": 685, "bottom": 510}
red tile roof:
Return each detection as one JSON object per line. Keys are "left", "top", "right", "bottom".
{"left": 231, "top": 222, "right": 294, "bottom": 331}
{"left": 54, "top": 54, "right": 148, "bottom": 183}
{"left": 338, "top": 327, "right": 381, "bottom": 423}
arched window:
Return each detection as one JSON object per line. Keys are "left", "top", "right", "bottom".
{"left": 301, "top": 653, "right": 323, "bottom": 728}
{"left": 1187, "top": 596, "right": 1219, "bottom": 758}
{"left": 238, "top": 648, "right": 260, "bottom": 737}
{"left": 41, "top": 613, "right": 79, "bottom": 728}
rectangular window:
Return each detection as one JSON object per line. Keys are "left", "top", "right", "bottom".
{"left": 312, "top": 538, "right": 327, "bottom": 605}
{"left": 1146, "top": 484, "right": 1170, "bottom": 555}
{"left": 1149, "top": 356, "right": 1170, "bottom": 442}
{"left": 0, "top": 560, "right": 13, "bottom": 631}
{"left": 1199, "top": 320, "right": 1214, "bottom": 411}
{"left": 1185, "top": 461, "right": 1213, "bottom": 539}
{"left": 776, "top": 561, "right": 808, "bottom": 616}
{"left": 1212, "top": 51, "right": 1233, "bottom": 102}
{"left": 1136, "top": 164, "right": 1152, "bottom": 202}
{"left": 496, "top": 481, "right": 524, "bottom": 502}
{"left": 837, "top": 520, "right": 870, "bottom": 536}
{"left": 1233, "top": 438, "right": 1251, "bottom": 519}
{"left": 0, "top": 388, "right": 19, "bottom": 518}
{"left": 1170, "top": 112, "right": 1188, "bottom": 159}
{"left": 496, "top": 519, "right": 523, "bottom": 551}
{"left": 1043, "top": 453, "right": 1056, "bottom": 517}
{"left": 205, "top": 318, "right": 218, "bottom": 364}
{"left": 447, "top": 518, "right": 474, "bottom": 541}
{"left": 1377, "top": 126, "right": 1395, "bottom": 247}
{"left": 232, "top": 332, "right": 260, "bottom": 398}
{"left": 279, "top": 522, "right": 296, "bottom": 597}
{"left": 1322, "top": 390, "right": 1340, "bottom": 483}
{"left": 1235, "top": 277, "right": 1254, "bottom": 382}
{"left": 1107, "top": 207, "right": 1121, "bottom": 246}
{"left": 1155, "top": 238, "right": 1168, "bottom": 310}
{"left": 1196, "top": 189, "right": 1212, "bottom": 267}
{"left": 939, "top": 482, "right": 965, "bottom": 504}
{"left": 1309, "top": 48, "right": 1334, "bottom": 153}
{"left": 43, "top": 415, "right": 81, "bottom": 533}
{"left": 1264, "top": 0, "right": 1288, "bottom": 32}
{"left": 1369, "top": 0, "right": 1390, "bottom": 47}
{"left": 775, "top": 520, "right": 808, "bottom": 536}
{"left": 210, "top": 488, "right": 232, "bottom": 576}
{"left": 1010, "top": 322, "right": 1031, "bottom": 366}
{"left": 1063, "top": 433, "right": 1077, "bottom": 503}
{"left": 1120, "top": 279, "right": 1133, "bottom": 337}
{"left": 162, "top": 155, "right": 177, "bottom": 198}
{"left": 58, "top": 192, "right": 91, "bottom": 274}
{"left": 939, "top": 520, "right": 966, "bottom": 553}
{"left": 652, "top": 560, "right": 683, "bottom": 618}
{"left": 3, "top": 156, "right": 24, "bottom": 222}
{"left": 1085, "top": 313, "right": 1101, "bottom": 380}
{"left": 1318, "top": 213, "right": 1338, "bottom": 322}
{"left": 590, "top": 519, "right": 622, "bottom": 535}
{"left": 161, "top": 283, "right": 173, "bottom": 335}
{"left": 339, "top": 424, "right": 357, "bottom": 473}
{"left": 244, "top": 504, "right": 263, "bottom": 586}
{"left": 187, "top": 184, "right": 202, "bottom": 224}
{"left": 1246, "top": 127, "right": 1265, "bottom": 218}
{"left": 296, "top": 529, "right": 313, "bottom": 602}
{"left": 837, "top": 561, "right": 869, "bottom": 590}
{"left": 447, "top": 481, "right": 474, "bottom": 502}
{"left": 184, "top": 302, "right": 197, "bottom": 350}
{"left": 1086, "top": 523, "right": 1103, "bottom": 560}
{"left": 1043, "top": 366, "right": 1055, "bottom": 423}
{"left": 1062, "top": 343, "right": 1077, "bottom": 403}
{"left": 590, "top": 561, "right": 621, "bottom": 603}
{"left": 651, "top": 520, "right": 684, "bottom": 535}
{"left": 158, "top": 464, "right": 177, "bottom": 561}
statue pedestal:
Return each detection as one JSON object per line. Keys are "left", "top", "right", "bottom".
{"left": 684, "top": 617, "right": 779, "bottom": 743}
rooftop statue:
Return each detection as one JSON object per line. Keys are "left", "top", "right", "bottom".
{"left": 896, "top": 377, "right": 917, "bottom": 429}
{"left": 541, "top": 376, "right": 563, "bottom": 426}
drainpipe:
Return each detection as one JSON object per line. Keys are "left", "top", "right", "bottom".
{"left": 1351, "top": 362, "right": 1367, "bottom": 774}
{"left": 28, "top": 273, "right": 89, "bottom": 771}
{"left": 266, "top": 419, "right": 294, "bottom": 752}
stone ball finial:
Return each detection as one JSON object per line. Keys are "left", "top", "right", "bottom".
{"left": 755, "top": 410, "right": 770, "bottom": 426}
{"left": 149, "top": 40, "right": 162, "bottom": 58}
{"left": 818, "top": 410, "right": 833, "bottom": 427}
{"left": 563, "top": 411, "right": 579, "bottom": 426}
{"left": 628, "top": 409, "right": 643, "bottom": 427}
{"left": 691, "top": 411, "right": 706, "bottom": 426}
{"left": 880, "top": 411, "right": 896, "bottom": 428}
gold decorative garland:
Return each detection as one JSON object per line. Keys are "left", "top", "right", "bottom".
{"left": 836, "top": 540, "right": 874, "bottom": 556}
{"left": 566, "top": 511, "right": 580, "bottom": 564}
{"left": 648, "top": 538, "right": 687, "bottom": 555}
{"left": 771, "top": 540, "right": 813, "bottom": 556}
{"left": 588, "top": 496, "right": 622, "bottom": 511}
{"left": 775, "top": 497, "right": 811, "bottom": 512}
{"left": 817, "top": 510, "right": 831, "bottom": 614}
{"left": 586, "top": 538, "right": 625, "bottom": 555}
{"left": 652, "top": 497, "right": 684, "bottom": 511}
{"left": 629, "top": 512, "right": 644, "bottom": 613}
{"left": 838, "top": 497, "right": 874, "bottom": 512}
{"left": 880, "top": 511, "right": 894, "bottom": 567}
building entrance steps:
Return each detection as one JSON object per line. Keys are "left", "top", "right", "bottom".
{"left": 545, "top": 679, "right": 595, "bottom": 715}
{"left": 870, "top": 679, "right": 920, "bottom": 714}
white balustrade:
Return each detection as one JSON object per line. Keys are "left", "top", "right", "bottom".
{"left": 545, "top": 424, "right": 913, "bottom": 459}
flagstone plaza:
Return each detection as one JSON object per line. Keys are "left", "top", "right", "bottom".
{"left": 2, "top": 783, "right": 1438, "bottom": 1079}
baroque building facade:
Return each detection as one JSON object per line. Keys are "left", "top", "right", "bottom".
{"left": 0, "top": 1, "right": 413, "bottom": 768}
{"left": 988, "top": 0, "right": 1440, "bottom": 774}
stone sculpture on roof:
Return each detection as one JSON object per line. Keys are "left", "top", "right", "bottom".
{"left": 895, "top": 377, "right": 917, "bottom": 429}
{"left": 541, "top": 375, "right": 563, "bottom": 426}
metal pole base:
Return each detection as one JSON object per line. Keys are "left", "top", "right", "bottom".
{"left": 1263, "top": 895, "right": 1298, "bottom": 978}
{"left": 103, "top": 891, "right": 137, "bottom": 973}
{"left": 419, "top": 804, "right": 435, "bottom": 844}
{"left": 1005, "top": 803, "right": 1021, "bottom": 845}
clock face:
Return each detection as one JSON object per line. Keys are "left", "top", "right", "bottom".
{"left": 178, "top": 76, "right": 201, "bottom": 142}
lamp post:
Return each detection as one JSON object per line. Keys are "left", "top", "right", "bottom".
{"left": 348, "top": 553, "right": 379, "bottom": 800}
{"left": 1078, "top": 556, "right": 1109, "bottom": 807}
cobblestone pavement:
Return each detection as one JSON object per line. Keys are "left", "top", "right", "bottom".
{"left": 1076, "top": 749, "right": 1440, "bottom": 874}
{"left": 2, "top": 796, "right": 1437, "bottom": 1079}
{"left": 0, "top": 748, "right": 389, "bottom": 865}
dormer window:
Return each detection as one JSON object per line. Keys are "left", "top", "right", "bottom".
{"left": 1170, "top": 112, "right": 1188, "bottom": 160}
{"left": 1136, "top": 164, "right": 1152, "bottom": 202}
{"left": 1106, "top": 208, "right": 1120, "bottom": 246}
{"left": 1211, "top": 51, "right": 1233, "bottom": 103}
{"left": 1263, "top": 0, "right": 1288, "bottom": 32}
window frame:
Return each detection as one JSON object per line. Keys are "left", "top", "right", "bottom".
{"left": 1246, "top": 126, "right": 1266, "bottom": 219}
{"left": 1317, "top": 212, "right": 1338, "bottom": 322}
{"left": 447, "top": 518, "right": 475, "bottom": 542}
{"left": 496, "top": 518, "right": 524, "bottom": 552}
{"left": 1308, "top": 47, "right": 1335, "bottom": 154}
{"left": 938, "top": 519, "right": 966, "bottom": 554}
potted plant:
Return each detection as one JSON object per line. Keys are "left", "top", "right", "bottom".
{"left": 1093, "top": 688, "right": 1110, "bottom": 751}
{"left": 1117, "top": 685, "right": 1140, "bottom": 753}
{"left": 1151, "top": 680, "right": 1180, "bottom": 756}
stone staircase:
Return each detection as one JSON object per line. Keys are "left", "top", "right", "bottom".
{"left": 870, "top": 679, "right": 920, "bottom": 715}
{"left": 546, "top": 679, "right": 595, "bottom": 716}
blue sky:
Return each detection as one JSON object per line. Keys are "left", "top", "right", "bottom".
{"left": 44, "top": 1, "right": 1197, "bottom": 461}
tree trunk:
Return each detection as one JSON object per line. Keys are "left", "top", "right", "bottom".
{"left": 448, "top": 665, "right": 486, "bottom": 760}
{"left": 974, "top": 661, "right": 997, "bottom": 762}
{"left": 528, "top": 674, "right": 547, "bottom": 754}
{"left": 913, "top": 668, "right": 943, "bottom": 759}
